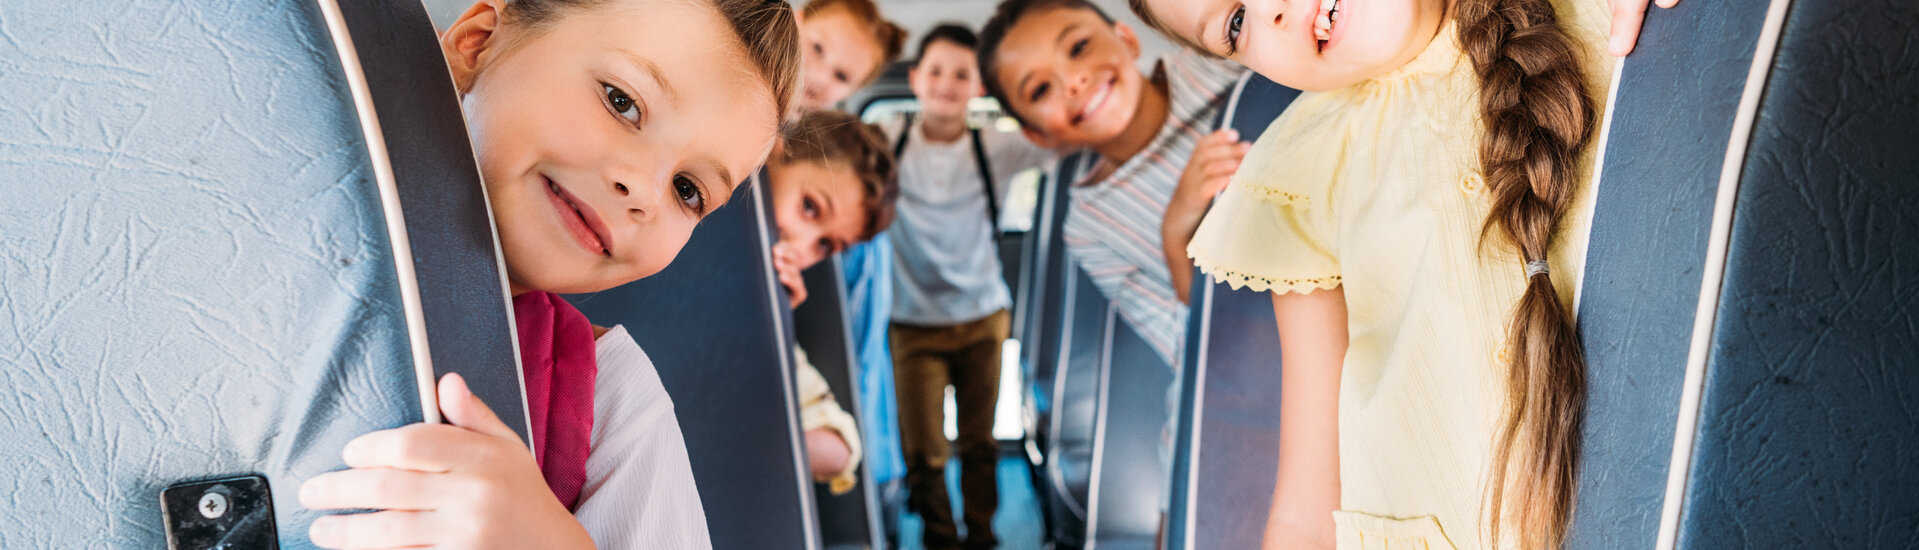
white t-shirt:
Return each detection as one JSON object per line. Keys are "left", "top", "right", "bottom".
{"left": 881, "top": 116, "right": 1055, "bottom": 326}
{"left": 571, "top": 325, "right": 711, "bottom": 549}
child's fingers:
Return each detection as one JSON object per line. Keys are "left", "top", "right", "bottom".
{"left": 1609, "top": 0, "right": 1652, "bottom": 56}
{"left": 308, "top": 510, "right": 439, "bottom": 549}
{"left": 438, "top": 373, "right": 521, "bottom": 443}
{"left": 339, "top": 424, "right": 464, "bottom": 472}
{"left": 1656, "top": 0, "right": 1678, "bottom": 8}
{"left": 300, "top": 468, "right": 446, "bottom": 512}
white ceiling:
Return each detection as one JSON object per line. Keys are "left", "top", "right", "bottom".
{"left": 420, "top": 0, "right": 1174, "bottom": 71}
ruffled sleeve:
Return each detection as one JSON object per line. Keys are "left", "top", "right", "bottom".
{"left": 1186, "top": 113, "right": 1343, "bottom": 295}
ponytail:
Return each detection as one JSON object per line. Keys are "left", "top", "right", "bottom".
{"left": 1455, "top": 0, "right": 1595, "bottom": 547}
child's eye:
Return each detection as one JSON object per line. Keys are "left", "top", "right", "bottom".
{"left": 1224, "top": 5, "right": 1246, "bottom": 56}
{"left": 957, "top": 69, "right": 971, "bottom": 82}
{"left": 801, "top": 196, "right": 820, "bottom": 218}
{"left": 1069, "top": 38, "right": 1089, "bottom": 57}
{"left": 673, "top": 175, "right": 705, "bottom": 213}
{"left": 1030, "top": 82, "right": 1051, "bottom": 103}
{"left": 603, "top": 83, "right": 642, "bottom": 126}
{"left": 834, "top": 70, "right": 850, "bottom": 84}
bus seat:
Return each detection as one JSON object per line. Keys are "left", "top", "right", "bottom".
{"left": 566, "top": 173, "right": 821, "bottom": 550}
{"left": 1573, "top": 1, "right": 1919, "bottom": 547}
{"left": 1084, "top": 302, "right": 1179, "bottom": 549}
{"left": 1018, "top": 151, "right": 1091, "bottom": 451}
{"left": 791, "top": 256, "right": 884, "bottom": 550}
{"left": 1164, "top": 73, "right": 1303, "bottom": 550}
{"left": 0, "top": 0, "right": 522, "bottom": 546}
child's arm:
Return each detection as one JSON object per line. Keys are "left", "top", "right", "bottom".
{"left": 1163, "top": 129, "right": 1251, "bottom": 304}
{"left": 300, "top": 374, "right": 595, "bottom": 550}
{"left": 1609, "top": 0, "right": 1682, "bottom": 56}
{"left": 1261, "top": 288, "right": 1346, "bottom": 550}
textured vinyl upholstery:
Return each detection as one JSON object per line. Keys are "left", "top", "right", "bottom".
{"left": 1085, "top": 306, "right": 1176, "bottom": 546}
{"left": 1574, "top": 1, "right": 1919, "bottom": 547}
{"left": 790, "top": 257, "right": 882, "bottom": 550}
{"left": 565, "top": 175, "right": 818, "bottom": 550}
{"left": 0, "top": 0, "right": 518, "bottom": 547}
{"left": 1675, "top": 1, "right": 1919, "bottom": 547}
{"left": 1164, "top": 74, "right": 1300, "bottom": 550}
{"left": 1567, "top": 2, "right": 1769, "bottom": 546}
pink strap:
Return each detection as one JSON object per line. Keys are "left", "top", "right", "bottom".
{"left": 512, "top": 291, "right": 597, "bottom": 511}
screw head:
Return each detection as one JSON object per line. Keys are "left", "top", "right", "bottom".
{"left": 198, "top": 491, "right": 229, "bottom": 519}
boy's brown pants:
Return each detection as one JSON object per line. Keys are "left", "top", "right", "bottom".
{"left": 890, "top": 309, "right": 1009, "bottom": 550}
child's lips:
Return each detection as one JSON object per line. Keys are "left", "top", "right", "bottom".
{"left": 1072, "top": 77, "right": 1115, "bottom": 126}
{"left": 543, "top": 175, "right": 615, "bottom": 257}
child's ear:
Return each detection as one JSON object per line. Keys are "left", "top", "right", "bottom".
{"left": 1021, "top": 125, "right": 1058, "bottom": 149}
{"left": 440, "top": 0, "right": 506, "bottom": 93}
{"left": 1113, "top": 21, "right": 1144, "bottom": 60}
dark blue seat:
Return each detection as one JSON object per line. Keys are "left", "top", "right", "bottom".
{"left": 791, "top": 256, "right": 885, "bottom": 550}
{"left": 1163, "top": 73, "right": 1302, "bottom": 550}
{"left": 566, "top": 173, "right": 822, "bottom": 550}
{"left": 1572, "top": 1, "right": 1919, "bottom": 548}
{"left": 0, "top": 0, "right": 522, "bottom": 546}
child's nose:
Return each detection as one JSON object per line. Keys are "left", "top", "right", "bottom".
{"left": 611, "top": 178, "right": 660, "bottom": 225}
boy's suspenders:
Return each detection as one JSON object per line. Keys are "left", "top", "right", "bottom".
{"left": 895, "top": 112, "right": 1001, "bottom": 234}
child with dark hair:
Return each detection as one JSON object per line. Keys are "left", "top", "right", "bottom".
{"left": 765, "top": 109, "right": 902, "bottom": 494}
{"left": 879, "top": 23, "right": 1056, "bottom": 550}
{"left": 978, "top": 0, "right": 1247, "bottom": 367}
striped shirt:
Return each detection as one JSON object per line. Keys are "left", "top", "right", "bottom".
{"left": 1061, "top": 52, "right": 1244, "bottom": 364}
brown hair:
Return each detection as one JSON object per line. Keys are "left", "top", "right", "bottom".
{"left": 778, "top": 110, "right": 900, "bottom": 240}
{"left": 977, "top": 0, "right": 1115, "bottom": 126}
{"left": 1123, "top": 0, "right": 1596, "bottom": 546}
{"left": 503, "top": 0, "right": 802, "bottom": 118}
{"left": 800, "top": 0, "right": 907, "bottom": 87}
{"left": 1457, "top": 0, "right": 1595, "bottom": 547}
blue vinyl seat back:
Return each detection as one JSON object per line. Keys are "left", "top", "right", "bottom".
{"left": 1019, "top": 151, "right": 1089, "bottom": 441}
{"left": 1085, "top": 305, "right": 1177, "bottom": 547}
{"left": 566, "top": 174, "right": 819, "bottom": 550}
{"left": 1574, "top": 2, "right": 1919, "bottom": 547}
{"left": 1040, "top": 265, "right": 1112, "bottom": 546}
{"left": 1674, "top": 2, "right": 1918, "bottom": 547}
{"left": 791, "top": 257, "right": 882, "bottom": 550}
{"left": 0, "top": 0, "right": 523, "bottom": 547}
{"left": 1164, "top": 74, "right": 1301, "bottom": 550}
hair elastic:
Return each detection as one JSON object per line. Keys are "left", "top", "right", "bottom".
{"left": 1525, "top": 260, "right": 1551, "bottom": 278}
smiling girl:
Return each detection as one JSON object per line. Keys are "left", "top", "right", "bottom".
{"left": 295, "top": 0, "right": 798, "bottom": 548}
{"left": 1119, "top": 0, "right": 1676, "bottom": 548}
{"left": 794, "top": 0, "right": 907, "bottom": 111}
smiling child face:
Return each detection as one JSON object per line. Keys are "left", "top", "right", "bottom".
{"left": 443, "top": 0, "right": 781, "bottom": 295}
{"left": 1145, "top": 0, "right": 1447, "bottom": 91}
{"left": 797, "top": 5, "right": 886, "bottom": 111}
{"left": 989, "top": 7, "right": 1147, "bottom": 148}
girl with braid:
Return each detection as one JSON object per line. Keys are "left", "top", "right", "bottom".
{"left": 1120, "top": 0, "right": 1677, "bottom": 548}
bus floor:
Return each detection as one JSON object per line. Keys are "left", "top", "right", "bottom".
{"left": 890, "top": 450, "right": 1045, "bottom": 550}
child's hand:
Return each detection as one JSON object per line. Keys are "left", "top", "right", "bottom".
{"left": 1164, "top": 129, "right": 1250, "bottom": 303}
{"left": 772, "top": 242, "right": 809, "bottom": 308}
{"left": 300, "top": 374, "right": 594, "bottom": 550}
{"left": 1610, "top": 0, "right": 1682, "bottom": 56}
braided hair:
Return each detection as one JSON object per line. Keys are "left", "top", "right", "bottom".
{"left": 1454, "top": 0, "right": 1596, "bottom": 546}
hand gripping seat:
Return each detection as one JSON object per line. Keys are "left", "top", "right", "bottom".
{"left": 1163, "top": 73, "right": 1303, "bottom": 550}
{"left": 0, "top": 0, "right": 525, "bottom": 546}
{"left": 565, "top": 172, "right": 822, "bottom": 550}
{"left": 791, "top": 256, "right": 885, "bottom": 550}
{"left": 1571, "top": 2, "right": 1919, "bottom": 548}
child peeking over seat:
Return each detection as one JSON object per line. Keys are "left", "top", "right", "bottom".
{"left": 296, "top": 0, "right": 799, "bottom": 549}
{"left": 794, "top": 0, "right": 907, "bottom": 111}
{"left": 765, "top": 109, "right": 901, "bottom": 495}
{"left": 978, "top": 0, "right": 1247, "bottom": 366}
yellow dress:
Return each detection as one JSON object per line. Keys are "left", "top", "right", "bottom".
{"left": 1185, "top": 2, "right": 1614, "bottom": 548}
